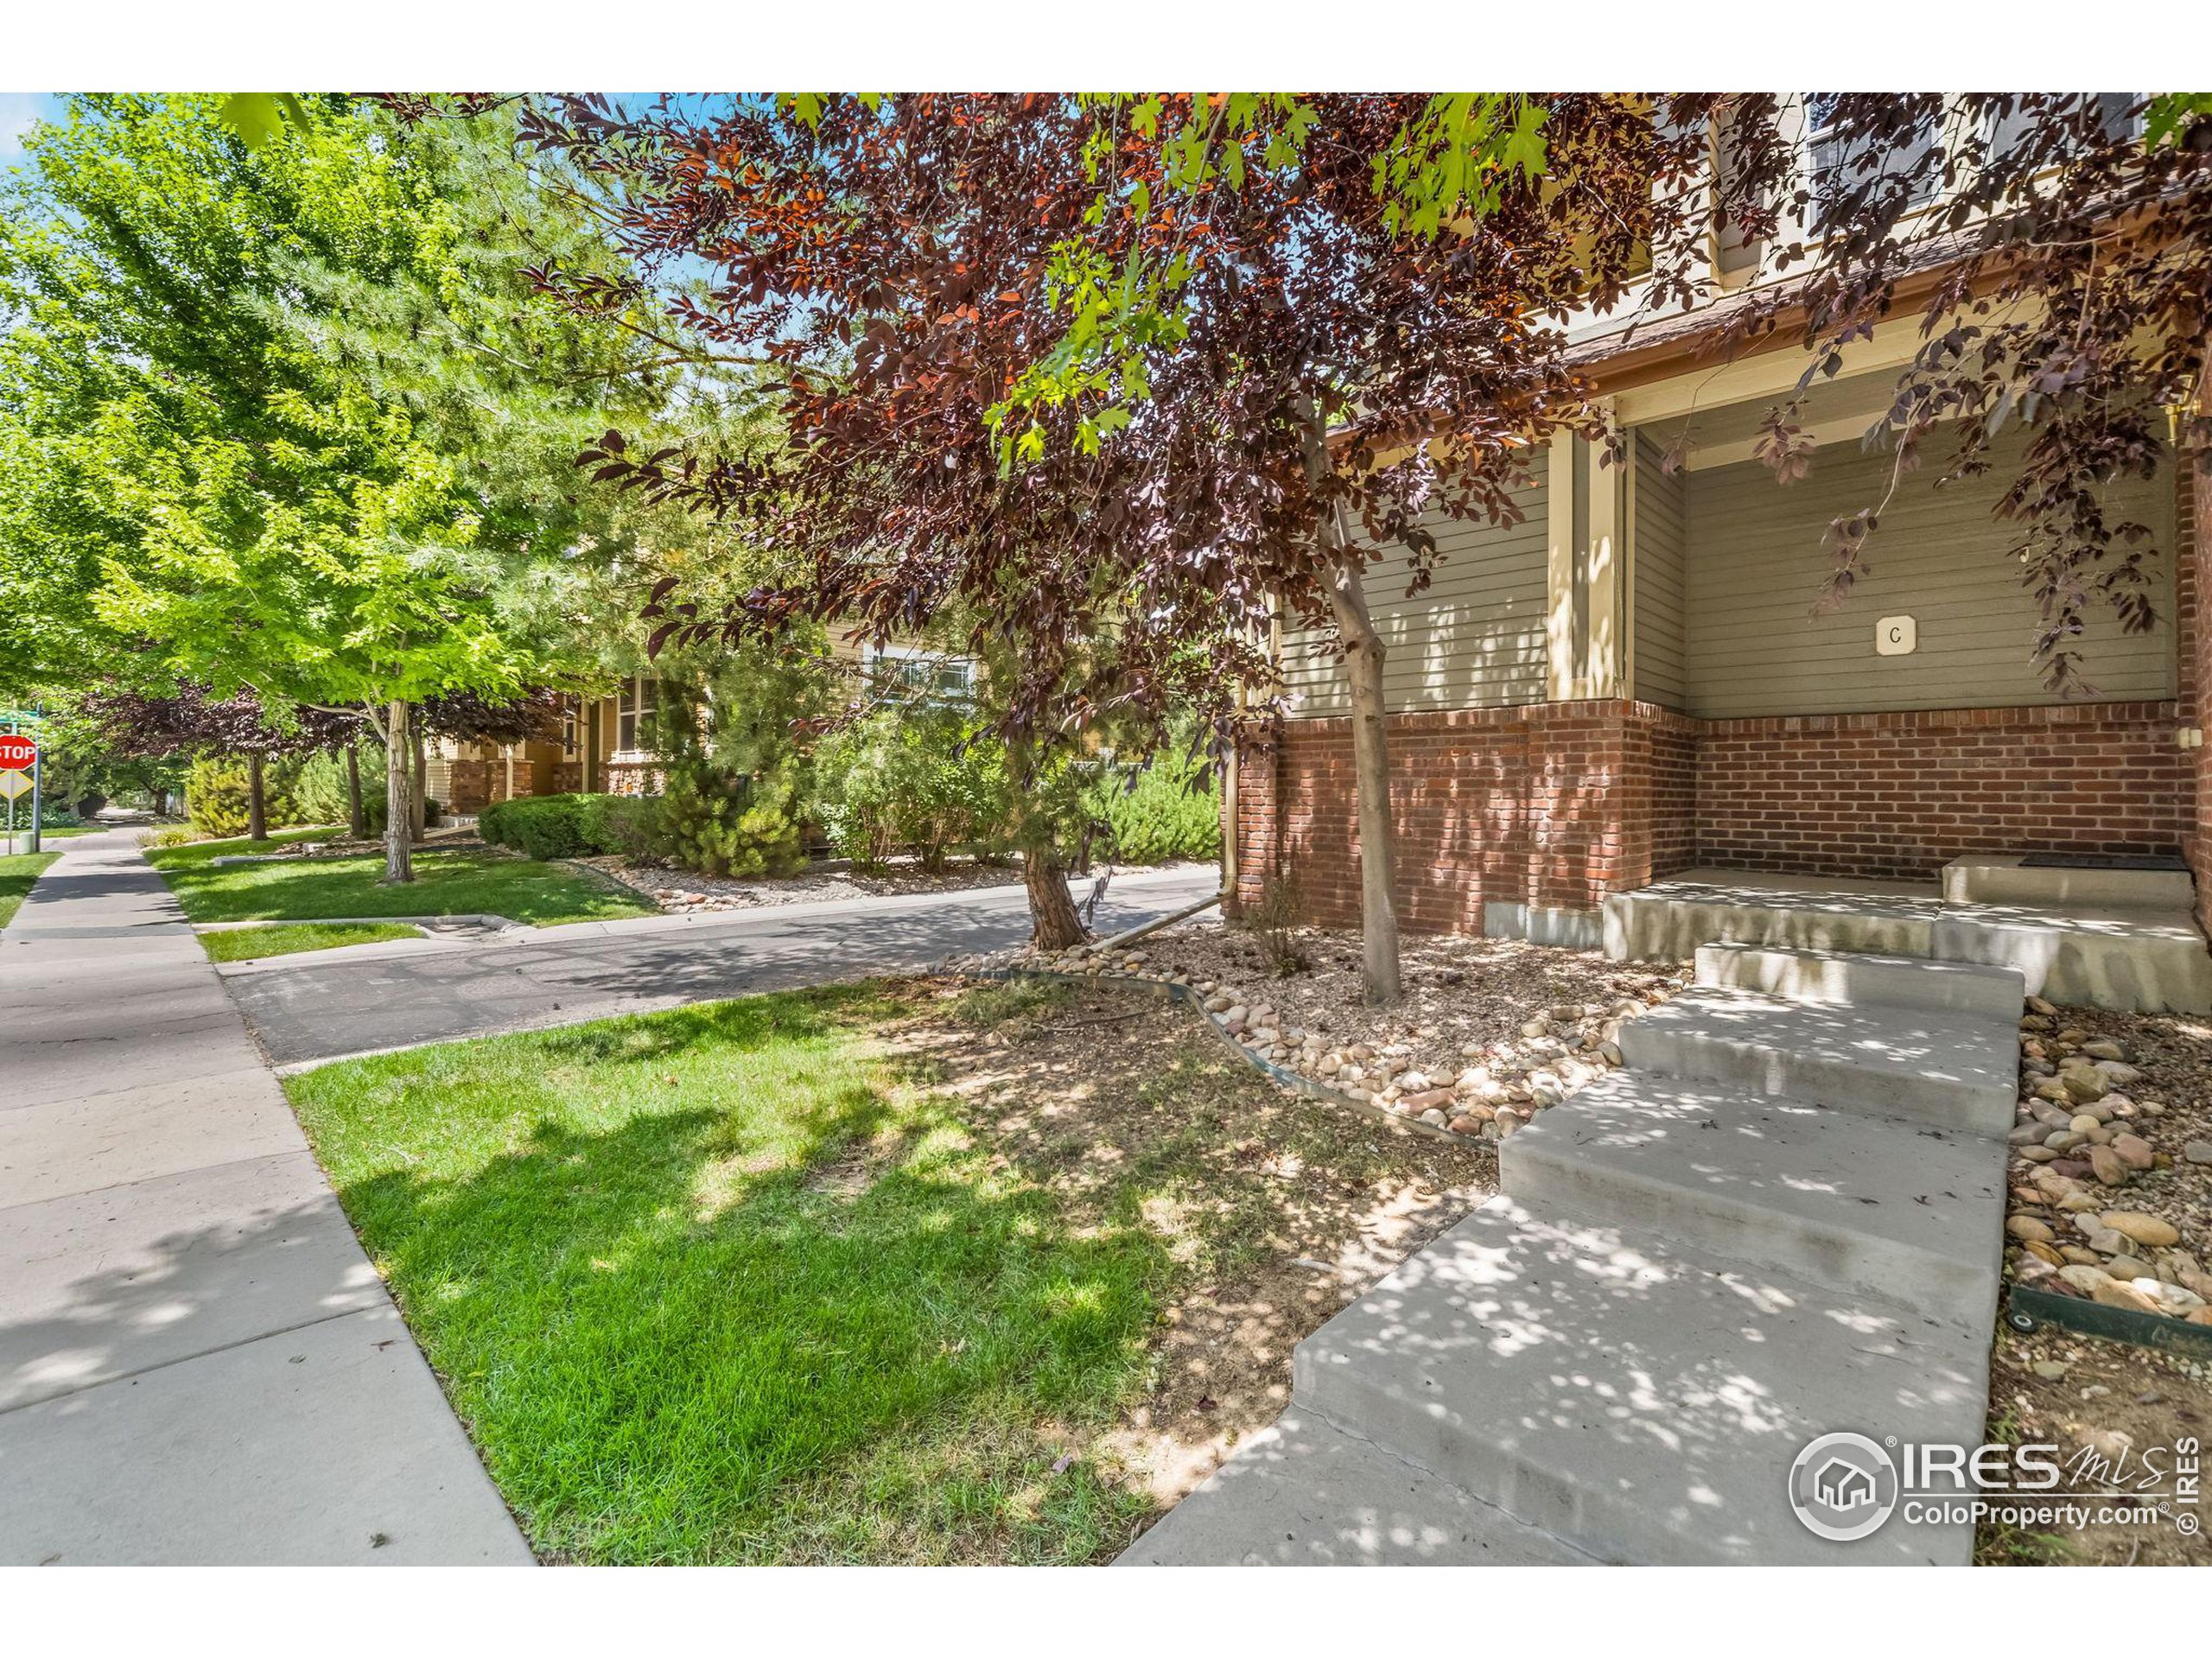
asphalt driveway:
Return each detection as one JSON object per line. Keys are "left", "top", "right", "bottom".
{"left": 225, "top": 864, "right": 1223, "bottom": 1069}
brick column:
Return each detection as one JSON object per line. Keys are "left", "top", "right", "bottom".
{"left": 2189, "top": 452, "right": 2212, "bottom": 935}
{"left": 1227, "top": 730, "right": 1281, "bottom": 916}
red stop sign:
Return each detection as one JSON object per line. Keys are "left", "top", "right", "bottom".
{"left": 0, "top": 735, "right": 35, "bottom": 770}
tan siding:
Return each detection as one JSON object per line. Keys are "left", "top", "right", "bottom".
{"left": 1282, "top": 459, "right": 1549, "bottom": 717}
{"left": 1631, "top": 430, "right": 1689, "bottom": 710}
{"left": 1681, "top": 435, "right": 2176, "bottom": 719}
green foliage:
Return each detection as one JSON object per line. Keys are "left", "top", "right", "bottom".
{"left": 986, "top": 92, "right": 1549, "bottom": 465}
{"left": 480, "top": 793, "right": 606, "bottom": 861}
{"left": 0, "top": 95, "right": 689, "bottom": 727}
{"left": 662, "top": 767, "right": 806, "bottom": 879}
{"left": 186, "top": 754, "right": 307, "bottom": 838}
{"left": 479, "top": 791, "right": 671, "bottom": 864}
{"left": 0, "top": 851, "right": 60, "bottom": 928}
{"left": 200, "top": 920, "right": 423, "bottom": 963}
{"left": 294, "top": 748, "right": 360, "bottom": 828}
{"left": 1084, "top": 749, "right": 1221, "bottom": 865}
{"left": 148, "top": 840, "right": 655, "bottom": 926}
{"left": 815, "top": 712, "right": 1010, "bottom": 872}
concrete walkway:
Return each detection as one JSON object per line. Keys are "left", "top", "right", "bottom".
{"left": 1128, "top": 937, "right": 2016, "bottom": 1565}
{"left": 0, "top": 830, "right": 531, "bottom": 1565}
{"left": 225, "top": 863, "right": 1223, "bottom": 1070}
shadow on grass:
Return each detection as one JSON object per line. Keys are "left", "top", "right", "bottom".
{"left": 309, "top": 992, "right": 1170, "bottom": 1564}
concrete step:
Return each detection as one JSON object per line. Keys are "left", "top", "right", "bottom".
{"left": 1500, "top": 1071, "right": 2007, "bottom": 1327}
{"left": 1115, "top": 1412, "right": 1600, "bottom": 1567}
{"left": 1617, "top": 986, "right": 2018, "bottom": 1135}
{"left": 1942, "top": 854, "right": 2195, "bottom": 912}
{"left": 1604, "top": 871, "right": 2212, "bottom": 1014}
{"left": 1928, "top": 904, "right": 2212, "bottom": 1017}
{"left": 1694, "top": 941, "right": 2024, "bottom": 1018}
{"left": 1293, "top": 1195, "right": 1986, "bottom": 1565}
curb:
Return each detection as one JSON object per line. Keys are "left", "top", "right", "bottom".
{"left": 194, "top": 912, "right": 524, "bottom": 933}
{"left": 961, "top": 966, "right": 1474, "bottom": 1147}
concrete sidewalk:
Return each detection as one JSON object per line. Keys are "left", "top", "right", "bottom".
{"left": 0, "top": 830, "right": 531, "bottom": 1565}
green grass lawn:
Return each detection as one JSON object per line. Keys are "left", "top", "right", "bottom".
{"left": 201, "top": 920, "right": 426, "bottom": 963}
{"left": 286, "top": 978, "right": 1482, "bottom": 1564}
{"left": 0, "top": 851, "right": 59, "bottom": 927}
{"left": 149, "top": 833, "right": 653, "bottom": 926}
{"left": 143, "top": 825, "right": 336, "bottom": 865}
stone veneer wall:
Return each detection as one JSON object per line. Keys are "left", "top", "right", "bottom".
{"left": 446, "top": 759, "right": 538, "bottom": 815}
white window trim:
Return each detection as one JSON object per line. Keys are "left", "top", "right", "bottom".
{"left": 864, "top": 642, "right": 977, "bottom": 702}
{"left": 613, "top": 674, "right": 658, "bottom": 762}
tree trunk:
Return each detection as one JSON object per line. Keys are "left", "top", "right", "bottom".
{"left": 1024, "top": 842, "right": 1087, "bottom": 950}
{"left": 410, "top": 728, "right": 428, "bottom": 842}
{"left": 245, "top": 752, "right": 267, "bottom": 842}
{"left": 344, "top": 742, "right": 366, "bottom": 839}
{"left": 1297, "top": 391, "right": 1402, "bottom": 1005}
{"left": 383, "top": 700, "right": 414, "bottom": 884}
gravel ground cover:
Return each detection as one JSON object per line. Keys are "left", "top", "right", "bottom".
{"left": 957, "top": 916, "right": 1690, "bottom": 1145}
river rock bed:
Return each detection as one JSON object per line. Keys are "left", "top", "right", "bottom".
{"left": 956, "top": 919, "right": 1690, "bottom": 1141}
{"left": 2002, "top": 995, "right": 2212, "bottom": 1327}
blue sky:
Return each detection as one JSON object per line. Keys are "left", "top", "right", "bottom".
{"left": 0, "top": 92, "right": 65, "bottom": 162}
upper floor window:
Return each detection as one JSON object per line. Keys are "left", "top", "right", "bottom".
{"left": 1986, "top": 93, "right": 2138, "bottom": 163}
{"left": 616, "top": 675, "right": 657, "bottom": 753}
{"left": 1806, "top": 93, "right": 1942, "bottom": 230}
{"left": 865, "top": 644, "right": 976, "bottom": 706}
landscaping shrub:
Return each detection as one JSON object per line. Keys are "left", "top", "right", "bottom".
{"left": 145, "top": 825, "right": 200, "bottom": 849}
{"left": 480, "top": 793, "right": 598, "bottom": 861}
{"left": 187, "top": 755, "right": 307, "bottom": 838}
{"left": 1085, "top": 750, "right": 1221, "bottom": 865}
{"left": 593, "top": 793, "right": 671, "bottom": 862}
{"left": 661, "top": 766, "right": 807, "bottom": 878}
{"left": 815, "top": 712, "right": 1010, "bottom": 872}
{"left": 479, "top": 792, "right": 660, "bottom": 862}
{"left": 294, "top": 752, "right": 346, "bottom": 826}
{"left": 1245, "top": 873, "right": 1312, "bottom": 977}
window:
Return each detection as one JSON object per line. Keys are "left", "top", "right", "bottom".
{"left": 616, "top": 675, "right": 657, "bottom": 754}
{"left": 1806, "top": 93, "right": 1941, "bottom": 230}
{"left": 560, "top": 698, "right": 578, "bottom": 760}
{"left": 865, "top": 644, "right": 976, "bottom": 706}
{"left": 1987, "top": 93, "right": 2137, "bottom": 163}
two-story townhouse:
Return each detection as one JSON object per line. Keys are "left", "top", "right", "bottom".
{"left": 1227, "top": 94, "right": 2209, "bottom": 950}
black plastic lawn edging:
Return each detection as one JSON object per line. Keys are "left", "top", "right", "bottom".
{"left": 958, "top": 965, "right": 1468, "bottom": 1147}
{"left": 2006, "top": 1281, "right": 2212, "bottom": 1360}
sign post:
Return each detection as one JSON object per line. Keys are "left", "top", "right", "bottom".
{"left": 0, "top": 730, "right": 36, "bottom": 856}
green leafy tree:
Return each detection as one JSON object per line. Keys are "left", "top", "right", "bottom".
{"left": 0, "top": 96, "right": 691, "bottom": 880}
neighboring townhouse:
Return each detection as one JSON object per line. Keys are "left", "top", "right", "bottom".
{"left": 429, "top": 639, "right": 978, "bottom": 815}
{"left": 1229, "top": 95, "right": 2210, "bottom": 946}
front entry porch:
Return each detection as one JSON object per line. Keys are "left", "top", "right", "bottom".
{"left": 1604, "top": 863, "right": 2212, "bottom": 1014}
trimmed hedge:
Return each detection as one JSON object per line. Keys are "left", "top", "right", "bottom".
{"left": 479, "top": 792, "right": 665, "bottom": 861}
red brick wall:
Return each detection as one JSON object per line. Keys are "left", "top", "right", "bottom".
{"left": 1694, "top": 702, "right": 2189, "bottom": 880}
{"left": 1237, "top": 693, "right": 2194, "bottom": 935}
{"left": 2187, "top": 453, "right": 2211, "bottom": 934}
{"left": 1230, "top": 700, "right": 1697, "bottom": 931}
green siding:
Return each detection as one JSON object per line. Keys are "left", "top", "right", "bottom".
{"left": 1282, "top": 457, "right": 1550, "bottom": 717}
{"left": 1632, "top": 430, "right": 1689, "bottom": 710}
{"left": 1681, "top": 435, "right": 2175, "bottom": 719}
